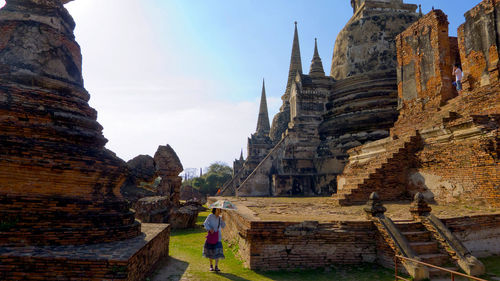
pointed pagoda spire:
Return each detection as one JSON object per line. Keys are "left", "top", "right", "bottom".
{"left": 309, "top": 38, "right": 325, "bottom": 78}
{"left": 256, "top": 79, "right": 271, "bottom": 135}
{"left": 239, "top": 149, "right": 244, "bottom": 161}
{"left": 284, "top": 21, "right": 303, "bottom": 99}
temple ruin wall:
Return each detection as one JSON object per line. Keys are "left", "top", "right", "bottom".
{"left": 220, "top": 209, "right": 500, "bottom": 271}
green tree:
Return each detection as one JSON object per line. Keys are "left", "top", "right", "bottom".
{"left": 184, "top": 162, "right": 232, "bottom": 196}
{"left": 191, "top": 177, "right": 206, "bottom": 189}
{"left": 207, "top": 161, "right": 232, "bottom": 175}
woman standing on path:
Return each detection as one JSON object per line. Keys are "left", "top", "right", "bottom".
{"left": 203, "top": 208, "right": 226, "bottom": 272}
{"left": 453, "top": 63, "right": 463, "bottom": 94}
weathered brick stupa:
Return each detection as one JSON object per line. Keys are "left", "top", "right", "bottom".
{"left": 0, "top": 0, "right": 169, "bottom": 279}
{"left": 333, "top": 1, "right": 500, "bottom": 206}
{"left": 223, "top": 0, "right": 421, "bottom": 196}
{"left": 316, "top": 0, "right": 420, "bottom": 189}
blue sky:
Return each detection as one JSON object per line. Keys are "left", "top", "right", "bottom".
{"left": 140, "top": 0, "right": 475, "bottom": 104}
{"left": 0, "top": 0, "right": 481, "bottom": 170}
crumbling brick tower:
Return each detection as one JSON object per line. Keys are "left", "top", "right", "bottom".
{"left": 458, "top": 0, "right": 500, "bottom": 91}
{"left": 0, "top": 0, "right": 169, "bottom": 279}
{"left": 335, "top": 2, "right": 500, "bottom": 206}
{"left": 0, "top": 0, "right": 140, "bottom": 246}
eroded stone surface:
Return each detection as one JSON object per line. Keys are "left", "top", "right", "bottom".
{"left": 0, "top": 0, "right": 140, "bottom": 246}
{"left": 0, "top": 1, "right": 171, "bottom": 279}
{"left": 125, "top": 145, "right": 201, "bottom": 229}
{"left": 331, "top": 0, "right": 418, "bottom": 79}
{"left": 335, "top": 2, "right": 500, "bottom": 206}
{"left": 180, "top": 185, "right": 207, "bottom": 204}
{"left": 128, "top": 154, "right": 156, "bottom": 184}
{"left": 154, "top": 145, "right": 183, "bottom": 177}
{"left": 458, "top": 0, "right": 500, "bottom": 91}
{"left": 0, "top": 224, "right": 170, "bottom": 281}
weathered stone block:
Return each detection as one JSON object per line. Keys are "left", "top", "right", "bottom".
{"left": 458, "top": 0, "right": 500, "bottom": 91}
{"left": 396, "top": 9, "right": 454, "bottom": 111}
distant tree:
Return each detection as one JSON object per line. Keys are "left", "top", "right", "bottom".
{"left": 207, "top": 162, "right": 232, "bottom": 175}
{"left": 183, "top": 162, "right": 232, "bottom": 195}
{"left": 191, "top": 177, "right": 206, "bottom": 190}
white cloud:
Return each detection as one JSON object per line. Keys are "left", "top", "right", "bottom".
{"left": 65, "top": 0, "right": 274, "bottom": 169}
{"left": 0, "top": 0, "right": 281, "bottom": 170}
{"left": 96, "top": 84, "right": 262, "bottom": 169}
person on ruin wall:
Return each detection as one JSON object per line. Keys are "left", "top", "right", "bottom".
{"left": 203, "top": 208, "right": 226, "bottom": 272}
{"left": 452, "top": 63, "right": 463, "bottom": 94}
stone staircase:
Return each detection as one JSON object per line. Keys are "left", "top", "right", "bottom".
{"left": 365, "top": 192, "right": 485, "bottom": 280}
{"left": 394, "top": 221, "right": 458, "bottom": 278}
{"left": 333, "top": 131, "right": 422, "bottom": 205}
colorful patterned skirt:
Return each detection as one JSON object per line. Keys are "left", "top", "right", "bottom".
{"left": 203, "top": 241, "right": 225, "bottom": 259}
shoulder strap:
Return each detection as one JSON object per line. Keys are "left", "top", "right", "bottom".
{"left": 217, "top": 217, "right": 220, "bottom": 229}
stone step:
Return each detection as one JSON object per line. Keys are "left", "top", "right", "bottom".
{"left": 336, "top": 189, "right": 354, "bottom": 194}
{"left": 442, "top": 111, "right": 460, "bottom": 123}
{"left": 346, "top": 157, "right": 388, "bottom": 167}
{"left": 409, "top": 241, "right": 439, "bottom": 255}
{"left": 337, "top": 184, "right": 360, "bottom": 191}
{"left": 340, "top": 176, "right": 367, "bottom": 185}
{"left": 394, "top": 222, "right": 425, "bottom": 232}
{"left": 401, "top": 231, "right": 432, "bottom": 242}
{"left": 418, "top": 253, "right": 451, "bottom": 267}
{"left": 335, "top": 198, "right": 365, "bottom": 206}
{"left": 343, "top": 165, "right": 379, "bottom": 175}
{"left": 340, "top": 192, "right": 371, "bottom": 203}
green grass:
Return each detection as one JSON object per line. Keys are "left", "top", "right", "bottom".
{"left": 481, "top": 255, "right": 500, "bottom": 278}
{"left": 154, "top": 210, "right": 396, "bottom": 281}
{"left": 156, "top": 210, "right": 500, "bottom": 281}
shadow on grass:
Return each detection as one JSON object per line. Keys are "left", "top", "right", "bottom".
{"left": 151, "top": 256, "right": 189, "bottom": 281}
{"left": 215, "top": 272, "right": 252, "bottom": 281}
{"left": 252, "top": 263, "right": 395, "bottom": 281}
{"left": 480, "top": 255, "right": 500, "bottom": 279}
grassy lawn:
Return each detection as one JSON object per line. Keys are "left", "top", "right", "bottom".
{"left": 151, "top": 209, "right": 500, "bottom": 281}
{"left": 151, "top": 210, "right": 395, "bottom": 281}
{"left": 482, "top": 255, "right": 500, "bottom": 279}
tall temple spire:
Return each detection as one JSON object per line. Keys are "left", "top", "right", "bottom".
{"left": 256, "top": 79, "right": 271, "bottom": 135}
{"left": 284, "top": 21, "right": 303, "bottom": 99}
{"left": 239, "top": 149, "right": 244, "bottom": 161}
{"left": 309, "top": 38, "right": 325, "bottom": 78}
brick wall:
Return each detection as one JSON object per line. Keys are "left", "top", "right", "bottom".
{"left": 449, "top": 37, "right": 461, "bottom": 66}
{"left": 220, "top": 207, "right": 500, "bottom": 271}
{"left": 386, "top": 4, "right": 500, "bottom": 207}
{"left": 442, "top": 214, "right": 500, "bottom": 257}
{"left": 0, "top": 194, "right": 141, "bottom": 246}
{"left": 396, "top": 9, "right": 454, "bottom": 111}
{"left": 0, "top": 224, "right": 170, "bottom": 281}
{"left": 409, "top": 132, "right": 499, "bottom": 206}
{"left": 127, "top": 224, "right": 170, "bottom": 281}
{"left": 458, "top": 0, "right": 500, "bottom": 91}
{"left": 221, "top": 210, "right": 376, "bottom": 270}
{"left": 220, "top": 210, "right": 254, "bottom": 268}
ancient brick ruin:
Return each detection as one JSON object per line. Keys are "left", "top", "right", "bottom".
{"left": 458, "top": 0, "right": 500, "bottom": 91}
{"left": 222, "top": 80, "right": 274, "bottom": 195}
{"left": 210, "top": 196, "right": 498, "bottom": 279}
{"left": 223, "top": 0, "right": 421, "bottom": 196}
{"left": 335, "top": 2, "right": 500, "bottom": 206}
{"left": 0, "top": 0, "right": 169, "bottom": 279}
{"left": 217, "top": 0, "right": 500, "bottom": 279}
{"left": 223, "top": 0, "right": 499, "bottom": 210}
{"left": 122, "top": 144, "right": 202, "bottom": 229}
